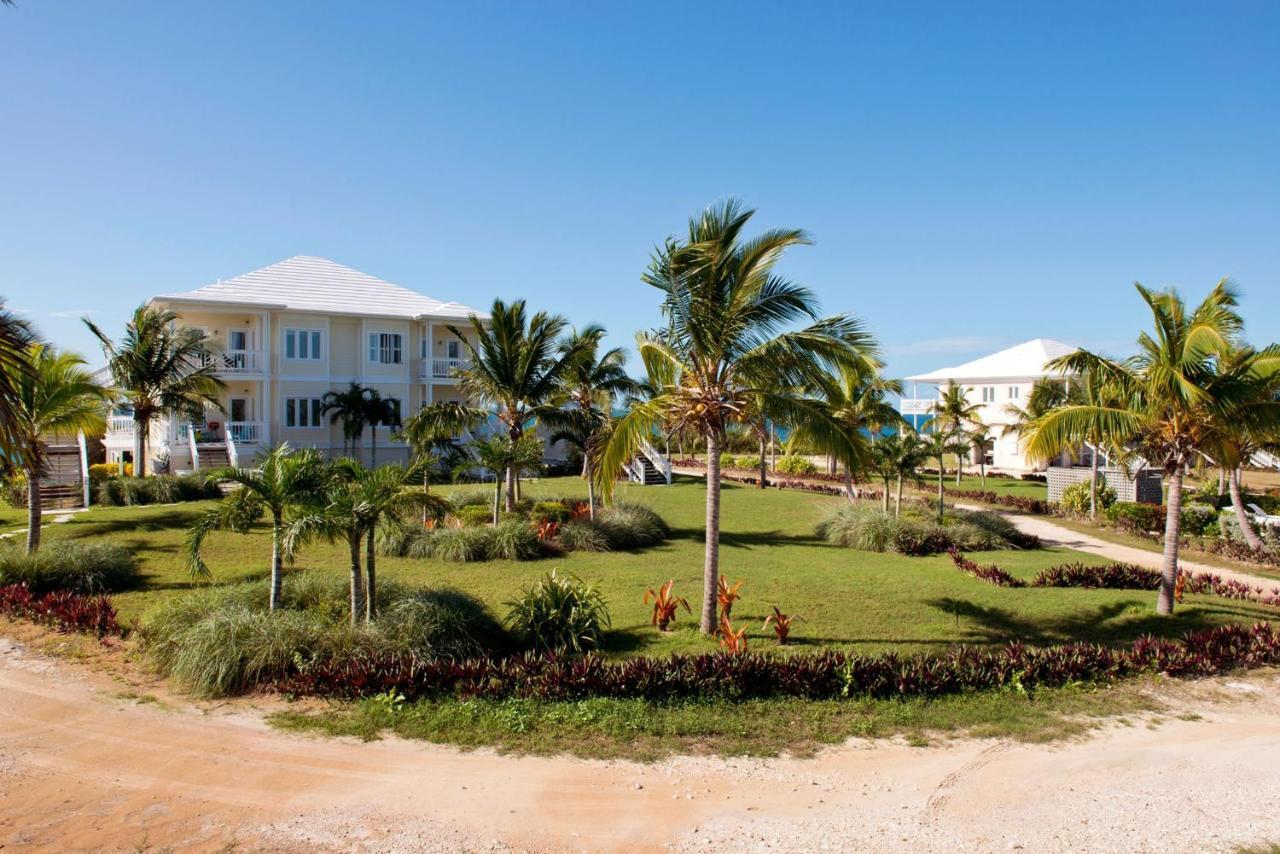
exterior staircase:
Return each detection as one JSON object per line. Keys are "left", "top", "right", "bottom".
{"left": 197, "top": 445, "right": 230, "bottom": 470}
{"left": 38, "top": 445, "right": 85, "bottom": 510}
{"left": 625, "top": 440, "right": 672, "bottom": 485}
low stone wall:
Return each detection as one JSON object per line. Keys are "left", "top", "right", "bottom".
{"left": 1047, "top": 466, "right": 1162, "bottom": 504}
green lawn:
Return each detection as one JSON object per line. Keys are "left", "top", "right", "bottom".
{"left": 35, "top": 475, "right": 1270, "bottom": 656}
{"left": 934, "top": 471, "right": 1048, "bottom": 499}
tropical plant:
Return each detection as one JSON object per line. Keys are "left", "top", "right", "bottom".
{"left": 0, "top": 301, "right": 37, "bottom": 470}
{"left": 320, "top": 382, "right": 371, "bottom": 457}
{"left": 716, "top": 576, "right": 743, "bottom": 619}
{"left": 762, "top": 606, "right": 804, "bottom": 645}
{"left": 0, "top": 345, "right": 109, "bottom": 551}
{"left": 798, "top": 362, "right": 904, "bottom": 497}
{"left": 85, "top": 305, "right": 225, "bottom": 478}
{"left": 448, "top": 299, "right": 585, "bottom": 510}
{"left": 464, "top": 435, "right": 544, "bottom": 524}
{"left": 0, "top": 541, "right": 137, "bottom": 594}
{"left": 931, "top": 383, "right": 981, "bottom": 484}
{"left": 920, "top": 423, "right": 970, "bottom": 519}
{"left": 967, "top": 420, "right": 994, "bottom": 487}
{"left": 868, "top": 429, "right": 927, "bottom": 516}
{"left": 186, "top": 444, "right": 328, "bottom": 609}
{"left": 1026, "top": 280, "right": 1278, "bottom": 613}
{"left": 717, "top": 615, "right": 748, "bottom": 653}
{"left": 504, "top": 569, "right": 610, "bottom": 654}
{"left": 600, "top": 200, "right": 875, "bottom": 633}
{"left": 644, "top": 579, "right": 690, "bottom": 631}
{"left": 362, "top": 388, "right": 401, "bottom": 467}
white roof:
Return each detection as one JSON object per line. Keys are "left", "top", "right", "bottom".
{"left": 906, "top": 338, "right": 1078, "bottom": 382}
{"left": 153, "top": 256, "right": 486, "bottom": 321}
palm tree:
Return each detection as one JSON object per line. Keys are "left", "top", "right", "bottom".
{"left": 466, "top": 435, "right": 544, "bottom": 524}
{"left": 932, "top": 383, "right": 981, "bottom": 484}
{"left": 85, "top": 306, "right": 224, "bottom": 477}
{"left": 543, "top": 326, "right": 639, "bottom": 518}
{"left": 0, "top": 302, "right": 37, "bottom": 465}
{"left": 968, "top": 420, "right": 994, "bottom": 488}
{"left": 920, "top": 423, "right": 970, "bottom": 519}
{"left": 448, "top": 299, "right": 584, "bottom": 510}
{"left": 1026, "top": 280, "right": 1271, "bottom": 614}
{"left": 801, "top": 363, "right": 904, "bottom": 499}
{"left": 320, "top": 382, "right": 370, "bottom": 457}
{"left": 869, "top": 429, "right": 927, "bottom": 517}
{"left": 398, "top": 400, "right": 488, "bottom": 519}
{"left": 362, "top": 388, "right": 399, "bottom": 467}
{"left": 1, "top": 345, "right": 109, "bottom": 552}
{"left": 186, "top": 444, "right": 327, "bottom": 609}
{"left": 286, "top": 467, "right": 370, "bottom": 625}
{"left": 599, "top": 200, "right": 875, "bottom": 634}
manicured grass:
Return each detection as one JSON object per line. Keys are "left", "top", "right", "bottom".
{"left": 35, "top": 476, "right": 1274, "bottom": 656}
{"left": 0, "top": 507, "right": 27, "bottom": 534}
{"left": 933, "top": 471, "right": 1048, "bottom": 499}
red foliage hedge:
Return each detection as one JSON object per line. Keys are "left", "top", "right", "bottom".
{"left": 0, "top": 584, "right": 122, "bottom": 638}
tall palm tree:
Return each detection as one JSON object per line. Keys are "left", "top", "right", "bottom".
{"left": 186, "top": 444, "right": 327, "bottom": 609}
{"left": 85, "top": 306, "right": 224, "bottom": 477}
{"left": 543, "top": 326, "right": 639, "bottom": 518}
{"left": 869, "top": 428, "right": 927, "bottom": 517}
{"left": 920, "top": 423, "right": 970, "bottom": 519}
{"left": 320, "top": 382, "right": 370, "bottom": 457}
{"left": 447, "top": 299, "right": 585, "bottom": 511}
{"left": 1027, "top": 280, "right": 1271, "bottom": 614}
{"left": 800, "top": 363, "right": 904, "bottom": 499}
{"left": 0, "top": 302, "right": 38, "bottom": 465}
{"left": 932, "top": 383, "right": 981, "bottom": 484}
{"left": 2, "top": 345, "right": 109, "bottom": 552}
{"left": 599, "top": 200, "right": 875, "bottom": 634}
{"left": 362, "top": 388, "right": 399, "bottom": 467}
{"left": 398, "top": 400, "right": 488, "bottom": 519}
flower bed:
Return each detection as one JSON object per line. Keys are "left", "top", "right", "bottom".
{"left": 278, "top": 622, "right": 1280, "bottom": 702}
{"left": 0, "top": 584, "right": 122, "bottom": 638}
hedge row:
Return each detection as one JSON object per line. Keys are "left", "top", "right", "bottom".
{"left": 0, "top": 584, "right": 122, "bottom": 638}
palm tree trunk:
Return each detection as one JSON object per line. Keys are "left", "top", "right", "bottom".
{"left": 881, "top": 478, "right": 889, "bottom": 513}
{"left": 25, "top": 468, "right": 41, "bottom": 554}
{"left": 370, "top": 424, "right": 377, "bottom": 467}
{"left": 348, "top": 531, "right": 365, "bottom": 625}
{"left": 136, "top": 421, "right": 148, "bottom": 478}
{"left": 895, "top": 473, "right": 904, "bottom": 518}
{"left": 757, "top": 433, "right": 768, "bottom": 489}
{"left": 365, "top": 527, "right": 377, "bottom": 621}
{"left": 269, "top": 517, "right": 284, "bottom": 610}
{"left": 1089, "top": 444, "right": 1100, "bottom": 520}
{"left": 701, "top": 430, "right": 722, "bottom": 635}
{"left": 1229, "top": 466, "right": 1265, "bottom": 552}
{"left": 504, "top": 465, "right": 516, "bottom": 511}
{"left": 1156, "top": 467, "right": 1185, "bottom": 615}
{"left": 585, "top": 457, "right": 596, "bottom": 521}
{"left": 936, "top": 457, "right": 945, "bottom": 519}
{"left": 493, "top": 474, "right": 502, "bottom": 524}
{"left": 955, "top": 451, "right": 962, "bottom": 486}
{"left": 1217, "top": 467, "right": 1226, "bottom": 496}
{"left": 844, "top": 466, "right": 855, "bottom": 502}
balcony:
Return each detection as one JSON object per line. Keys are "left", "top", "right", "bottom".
{"left": 226, "top": 422, "right": 264, "bottom": 444}
{"left": 898, "top": 397, "right": 938, "bottom": 416}
{"left": 417, "top": 357, "right": 469, "bottom": 380}
{"left": 107, "top": 416, "right": 135, "bottom": 435}
{"left": 201, "top": 350, "right": 264, "bottom": 374}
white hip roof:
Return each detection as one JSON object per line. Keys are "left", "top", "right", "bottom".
{"left": 905, "top": 338, "right": 1078, "bottom": 383}
{"left": 153, "top": 255, "right": 487, "bottom": 321}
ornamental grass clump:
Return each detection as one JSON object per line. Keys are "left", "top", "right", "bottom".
{"left": 0, "top": 541, "right": 139, "bottom": 594}
{"left": 504, "top": 570, "right": 610, "bottom": 655}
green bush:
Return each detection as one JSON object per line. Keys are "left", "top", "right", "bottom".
{"left": 775, "top": 455, "right": 817, "bottom": 475}
{"left": 1060, "top": 479, "right": 1117, "bottom": 516}
{"left": 1105, "top": 501, "right": 1165, "bottom": 533}
{"left": 596, "top": 503, "right": 669, "bottom": 549}
{"left": 504, "top": 570, "right": 610, "bottom": 654}
{"left": 142, "top": 575, "right": 508, "bottom": 696}
{"left": 949, "top": 509, "right": 1041, "bottom": 550}
{"left": 1, "top": 471, "right": 27, "bottom": 508}
{"left": 557, "top": 519, "right": 612, "bottom": 552}
{"left": 419, "top": 526, "right": 491, "bottom": 562}
{"left": 818, "top": 504, "right": 1035, "bottom": 555}
{"left": 94, "top": 474, "right": 221, "bottom": 507}
{"left": 529, "top": 500, "right": 570, "bottom": 525}
{"left": 817, "top": 503, "right": 902, "bottom": 551}
{"left": 1180, "top": 504, "right": 1219, "bottom": 537}
{"left": 0, "top": 541, "right": 139, "bottom": 594}
{"left": 454, "top": 504, "right": 495, "bottom": 527}
{"left": 891, "top": 521, "right": 954, "bottom": 556}
{"left": 485, "top": 519, "right": 543, "bottom": 561}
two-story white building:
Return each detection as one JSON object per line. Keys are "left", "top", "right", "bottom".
{"left": 898, "top": 338, "right": 1078, "bottom": 473}
{"left": 103, "top": 256, "right": 492, "bottom": 472}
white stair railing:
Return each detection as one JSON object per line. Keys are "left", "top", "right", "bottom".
{"left": 1252, "top": 449, "right": 1280, "bottom": 471}
{"left": 226, "top": 429, "right": 239, "bottom": 469}
{"left": 638, "top": 439, "right": 672, "bottom": 484}
{"left": 77, "top": 431, "right": 90, "bottom": 508}
{"left": 188, "top": 425, "right": 201, "bottom": 471}
{"left": 624, "top": 457, "right": 644, "bottom": 483}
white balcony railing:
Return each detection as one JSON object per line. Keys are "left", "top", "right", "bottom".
{"left": 417, "top": 357, "right": 469, "bottom": 379}
{"left": 200, "top": 351, "right": 264, "bottom": 373}
{"left": 108, "top": 416, "right": 136, "bottom": 435}
{"left": 227, "top": 421, "right": 263, "bottom": 444}
{"left": 898, "top": 397, "right": 938, "bottom": 416}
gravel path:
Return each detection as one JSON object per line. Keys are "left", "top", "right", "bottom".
{"left": 2, "top": 635, "right": 1280, "bottom": 852}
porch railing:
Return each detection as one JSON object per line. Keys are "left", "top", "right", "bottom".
{"left": 226, "top": 421, "right": 263, "bottom": 444}
{"left": 200, "top": 350, "right": 264, "bottom": 373}
{"left": 898, "top": 398, "right": 938, "bottom": 416}
{"left": 108, "top": 416, "right": 135, "bottom": 435}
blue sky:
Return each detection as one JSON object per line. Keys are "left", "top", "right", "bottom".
{"left": 3, "top": 1, "right": 1278, "bottom": 382}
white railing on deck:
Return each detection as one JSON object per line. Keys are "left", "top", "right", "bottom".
{"left": 188, "top": 425, "right": 201, "bottom": 471}
{"left": 226, "top": 421, "right": 262, "bottom": 444}
{"left": 200, "top": 351, "right": 264, "bottom": 373}
{"left": 431, "top": 357, "right": 468, "bottom": 378}
{"left": 108, "top": 416, "right": 135, "bottom": 435}
{"left": 898, "top": 398, "right": 938, "bottom": 416}
{"left": 639, "top": 439, "right": 672, "bottom": 484}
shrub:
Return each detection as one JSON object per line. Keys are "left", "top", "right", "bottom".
{"left": 1031, "top": 561, "right": 1159, "bottom": 590}
{"left": 775, "top": 455, "right": 817, "bottom": 475}
{"left": 1180, "top": 505, "right": 1219, "bottom": 537}
{"left": 504, "top": 570, "right": 610, "bottom": 654}
{"left": 485, "top": 519, "right": 543, "bottom": 561}
{"left": 0, "top": 542, "right": 139, "bottom": 594}
{"left": 892, "top": 521, "right": 954, "bottom": 556}
{"left": 1061, "top": 479, "right": 1117, "bottom": 516}
{"left": 557, "top": 519, "right": 611, "bottom": 552}
{"left": 1105, "top": 501, "right": 1165, "bottom": 534}
{"left": 817, "top": 504, "right": 901, "bottom": 552}
{"left": 0, "top": 584, "right": 122, "bottom": 638}
{"left": 529, "top": 500, "right": 570, "bottom": 525}
{"left": 947, "top": 548, "right": 1028, "bottom": 587}
{"left": 420, "top": 526, "right": 491, "bottom": 562}
{"left": 94, "top": 474, "right": 221, "bottom": 507}
{"left": 369, "top": 588, "right": 510, "bottom": 660}
{"left": 596, "top": 503, "right": 669, "bottom": 549}
{"left": 950, "top": 509, "right": 1041, "bottom": 550}
{"left": 88, "top": 462, "right": 121, "bottom": 485}
{"left": 454, "top": 505, "right": 495, "bottom": 527}
{"left": 1, "top": 471, "right": 27, "bottom": 508}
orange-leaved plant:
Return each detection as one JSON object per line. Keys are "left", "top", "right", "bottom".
{"left": 717, "top": 576, "right": 744, "bottom": 619}
{"left": 762, "top": 606, "right": 805, "bottom": 645}
{"left": 718, "top": 615, "right": 748, "bottom": 653}
{"left": 644, "top": 579, "right": 691, "bottom": 631}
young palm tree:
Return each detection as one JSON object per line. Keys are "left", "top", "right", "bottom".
{"left": 920, "top": 423, "right": 970, "bottom": 519}
{"left": 1026, "top": 280, "right": 1270, "bottom": 614}
{"left": 599, "top": 200, "right": 875, "bottom": 634}
{"left": 186, "top": 444, "right": 327, "bottom": 609}
{"left": 0, "top": 302, "right": 37, "bottom": 463}
{"left": 448, "top": 299, "right": 585, "bottom": 511}
{"left": 968, "top": 420, "right": 994, "bottom": 488}
{"left": 85, "top": 306, "right": 224, "bottom": 477}
{"left": 543, "top": 326, "right": 639, "bottom": 518}
{"left": 2, "top": 345, "right": 110, "bottom": 552}
{"left": 932, "top": 383, "right": 981, "bottom": 484}
{"left": 362, "top": 388, "right": 400, "bottom": 467}
{"left": 285, "top": 469, "right": 370, "bottom": 625}
{"left": 398, "top": 400, "right": 488, "bottom": 519}
{"left": 869, "top": 429, "right": 927, "bottom": 517}
{"left": 320, "top": 382, "right": 370, "bottom": 457}
{"left": 466, "top": 435, "right": 545, "bottom": 524}
{"left": 801, "top": 363, "right": 904, "bottom": 499}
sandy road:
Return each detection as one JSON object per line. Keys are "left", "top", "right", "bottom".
{"left": 2, "top": 635, "right": 1280, "bottom": 852}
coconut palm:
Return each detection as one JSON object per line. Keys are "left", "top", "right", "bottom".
{"left": 362, "top": 388, "right": 400, "bottom": 467}
{"left": 543, "top": 326, "right": 640, "bottom": 518}
{"left": 398, "top": 400, "right": 488, "bottom": 519}
{"left": 1026, "top": 280, "right": 1271, "bottom": 614}
{"left": 968, "top": 420, "right": 994, "bottom": 487}
{"left": 0, "top": 302, "right": 37, "bottom": 464}
{"left": 320, "top": 382, "right": 370, "bottom": 457}
{"left": 920, "top": 423, "right": 970, "bottom": 519}
{"left": 868, "top": 429, "right": 927, "bottom": 517}
{"left": 448, "top": 299, "right": 585, "bottom": 511}
{"left": 85, "top": 306, "right": 224, "bottom": 477}
{"left": 599, "top": 200, "right": 876, "bottom": 634}
{"left": 466, "top": 435, "right": 545, "bottom": 524}
{"left": 186, "top": 444, "right": 327, "bottom": 609}
{"left": 1, "top": 345, "right": 109, "bottom": 552}
{"left": 799, "top": 363, "right": 904, "bottom": 499}
{"left": 932, "top": 383, "right": 981, "bottom": 484}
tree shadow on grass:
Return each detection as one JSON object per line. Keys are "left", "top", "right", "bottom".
{"left": 59, "top": 510, "right": 200, "bottom": 537}
{"left": 664, "top": 527, "right": 825, "bottom": 549}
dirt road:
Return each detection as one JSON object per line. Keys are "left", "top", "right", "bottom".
{"left": 2, "top": 635, "right": 1279, "bottom": 852}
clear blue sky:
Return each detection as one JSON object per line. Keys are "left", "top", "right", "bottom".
{"left": 3, "top": 1, "right": 1278, "bottom": 383}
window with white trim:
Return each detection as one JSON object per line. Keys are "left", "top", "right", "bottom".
{"left": 285, "top": 328, "right": 323, "bottom": 361}
{"left": 1008, "top": 385, "right": 1021, "bottom": 399}
{"left": 446, "top": 339, "right": 461, "bottom": 359}
{"left": 285, "top": 397, "right": 324, "bottom": 428}
{"left": 981, "top": 386, "right": 996, "bottom": 403}
{"left": 368, "top": 332, "right": 403, "bottom": 365}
